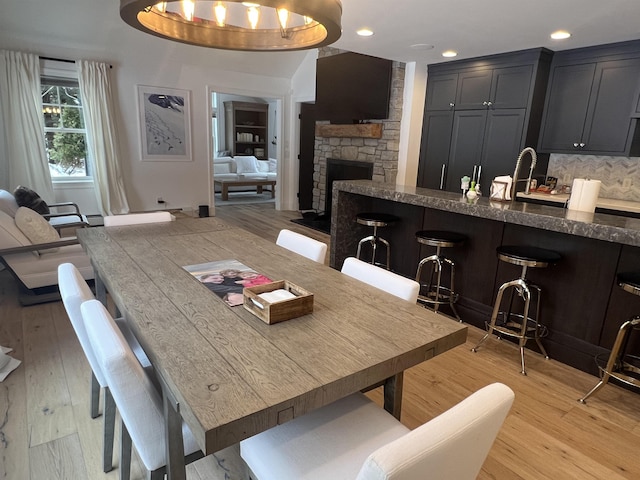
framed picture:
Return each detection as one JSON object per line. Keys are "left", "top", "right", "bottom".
{"left": 137, "top": 85, "right": 192, "bottom": 161}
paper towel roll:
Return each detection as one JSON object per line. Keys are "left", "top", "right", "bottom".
{"left": 568, "top": 179, "right": 601, "bottom": 213}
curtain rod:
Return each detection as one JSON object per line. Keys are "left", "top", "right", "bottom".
{"left": 40, "top": 55, "right": 112, "bottom": 68}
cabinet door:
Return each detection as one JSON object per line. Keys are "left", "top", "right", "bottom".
{"left": 490, "top": 65, "right": 534, "bottom": 109}
{"left": 445, "top": 111, "right": 486, "bottom": 191}
{"left": 479, "top": 109, "right": 526, "bottom": 193}
{"left": 538, "top": 63, "right": 596, "bottom": 152}
{"left": 455, "top": 69, "right": 492, "bottom": 109}
{"left": 582, "top": 58, "right": 640, "bottom": 153}
{"left": 417, "top": 111, "right": 455, "bottom": 189}
{"left": 425, "top": 73, "right": 458, "bottom": 111}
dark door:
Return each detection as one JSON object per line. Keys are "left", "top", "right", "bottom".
{"left": 417, "top": 110, "right": 454, "bottom": 189}
{"left": 446, "top": 110, "right": 486, "bottom": 191}
{"left": 455, "top": 69, "right": 492, "bottom": 109}
{"left": 298, "top": 102, "right": 316, "bottom": 210}
{"left": 424, "top": 73, "right": 458, "bottom": 110}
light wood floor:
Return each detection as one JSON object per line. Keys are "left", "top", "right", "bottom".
{"left": 1, "top": 203, "right": 639, "bottom": 479}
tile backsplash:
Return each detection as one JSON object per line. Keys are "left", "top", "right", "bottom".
{"left": 547, "top": 154, "right": 640, "bottom": 202}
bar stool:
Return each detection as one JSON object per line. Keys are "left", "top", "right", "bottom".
{"left": 472, "top": 245, "right": 561, "bottom": 375}
{"left": 355, "top": 212, "right": 400, "bottom": 270}
{"left": 415, "top": 230, "right": 467, "bottom": 321}
{"left": 579, "top": 272, "right": 640, "bottom": 403}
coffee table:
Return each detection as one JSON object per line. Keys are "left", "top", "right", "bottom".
{"left": 214, "top": 178, "right": 276, "bottom": 201}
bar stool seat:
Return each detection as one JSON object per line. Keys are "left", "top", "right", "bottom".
{"left": 472, "top": 245, "right": 561, "bottom": 375}
{"left": 579, "top": 272, "right": 640, "bottom": 403}
{"left": 415, "top": 230, "right": 467, "bottom": 320}
{"left": 355, "top": 212, "right": 400, "bottom": 270}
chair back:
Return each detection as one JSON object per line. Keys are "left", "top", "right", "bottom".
{"left": 82, "top": 299, "right": 172, "bottom": 471}
{"left": 341, "top": 257, "right": 420, "bottom": 303}
{"left": 276, "top": 229, "right": 327, "bottom": 264}
{"left": 103, "top": 212, "right": 173, "bottom": 227}
{"left": 0, "top": 190, "right": 19, "bottom": 217}
{"left": 58, "top": 262, "right": 106, "bottom": 387}
{"left": 356, "top": 383, "right": 514, "bottom": 480}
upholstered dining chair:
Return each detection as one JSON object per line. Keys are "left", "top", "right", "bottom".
{"left": 103, "top": 211, "right": 174, "bottom": 226}
{"left": 240, "top": 383, "right": 514, "bottom": 480}
{"left": 341, "top": 256, "right": 420, "bottom": 303}
{"left": 58, "top": 263, "right": 153, "bottom": 473}
{"left": 82, "top": 299, "right": 203, "bottom": 480}
{"left": 276, "top": 229, "right": 328, "bottom": 263}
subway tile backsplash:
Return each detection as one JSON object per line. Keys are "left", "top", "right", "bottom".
{"left": 547, "top": 154, "right": 640, "bottom": 202}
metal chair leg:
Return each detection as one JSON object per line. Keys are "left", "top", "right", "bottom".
{"left": 103, "top": 387, "right": 116, "bottom": 473}
{"left": 120, "top": 420, "right": 132, "bottom": 480}
{"left": 90, "top": 371, "right": 100, "bottom": 419}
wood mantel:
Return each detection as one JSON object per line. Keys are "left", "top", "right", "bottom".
{"left": 315, "top": 123, "right": 383, "bottom": 139}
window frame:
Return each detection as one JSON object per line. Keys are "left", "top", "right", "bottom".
{"left": 40, "top": 59, "right": 93, "bottom": 184}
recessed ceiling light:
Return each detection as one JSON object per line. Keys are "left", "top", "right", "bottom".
{"left": 357, "top": 28, "right": 374, "bottom": 37}
{"left": 410, "top": 44, "right": 435, "bottom": 50}
{"left": 550, "top": 30, "right": 571, "bottom": 40}
{"left": 442, "top": 50, "right": 458, "bottom": 58}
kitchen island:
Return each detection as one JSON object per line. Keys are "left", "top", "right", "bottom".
{"left": 331, "top": 180, "right": 640, "bottom": 375}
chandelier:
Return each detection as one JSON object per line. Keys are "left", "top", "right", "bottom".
{"left": 120, "top": 0, "right": 342, "bottom": 51}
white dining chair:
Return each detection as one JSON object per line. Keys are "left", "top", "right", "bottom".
{"left": 57, "top": 262, "right": 154, "bottom": 473}
{"left": 341, "top": 256, "right": 420, "bottom": 303}
{"left": 103, "top": 211, "right": 174, "bottom": 226}
{"left": 82, "top": 299, "right": 202, "bottom": 480}
{"left": 276, "top": 229, "right": 328, "bottom": 263}
{"left": 240, "top": 383, "right": 514, "bottom": 480}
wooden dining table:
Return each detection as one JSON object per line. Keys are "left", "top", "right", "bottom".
{"left": 77, "top": 216, "right": 467, "bottom": 480}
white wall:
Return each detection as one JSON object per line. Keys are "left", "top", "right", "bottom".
{"left": 0, "top": 12, "right": 308, "bottom": 215}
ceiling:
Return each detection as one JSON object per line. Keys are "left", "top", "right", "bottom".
{"left": 1, "top": 0, "right": 639, "bottom": 74}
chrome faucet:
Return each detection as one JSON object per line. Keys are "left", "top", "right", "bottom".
{"left": 511, "top": 147, "right": 537, "bottom": 200}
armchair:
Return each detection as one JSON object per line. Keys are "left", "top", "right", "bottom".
{"left": 0, "top": 209, "right": 93, "bottom": 305}
{"left": 0, "top": 188, "right": 90, "bottom": 232}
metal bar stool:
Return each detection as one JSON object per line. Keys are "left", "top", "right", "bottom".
{"left": 579, "top": 272, "right": 640, "bottom": 403}
{"left": 472, "top": 245, "right": 561, "bottom": 375}
{"left": 415, "top": 230, "right": 467, "bottom": 321}
{"left": 355, "top": 212, "right": 400, "bottom": 270}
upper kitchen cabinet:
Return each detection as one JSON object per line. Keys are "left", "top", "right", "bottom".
{"left": 539, "top": 40, "right": 640, "bottom": 155}
{"left": 418, "top": 48, "right": 552, "bottom": 193}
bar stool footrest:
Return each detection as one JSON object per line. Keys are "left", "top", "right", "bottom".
{"left": 418, "top": 286, "right": 459, "bottom": 307}
{"left": 488, "top": 312, "right": 548, "bottom": 340}
{"left": 595, "top": 353, "right": 640, "bottom": 388}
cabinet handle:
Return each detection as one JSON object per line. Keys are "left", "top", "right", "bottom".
{"left": 449, "top": 102, "right": 455, "bottom": 109}
{"left": 482, "top": 101, "right": 488, "bottom": 106}
{"left": 579, "top": 143, "right": 586, "bottom": 148}
{"left": 573, "top": 143, "right": 580, "bottom": 148}
{"left": 440, "top": 164, "right": 446, "bottom": 190}
{"left": 487, "top": 101, "right": 493, "bottom": 107}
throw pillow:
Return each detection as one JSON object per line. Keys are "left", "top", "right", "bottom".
{"left": 268, "top": 158, "right": 277, "bottom": 173}
{"left": 0, "top": 210, "right": 38, "bottom": 257}
{"left": 0, "top": 190, "right": 20, "bottom": 217}
{"left": 255, "top": 160, "right": 270, "bottom": 173}
{"left": 14, "top": 207, "right": 60, "bottom": 253}
{"left": 13, "top": 186, "right": 50, "bottom": 215}
{"left": 235, "top": 156, "right": 259, "bottom": 174}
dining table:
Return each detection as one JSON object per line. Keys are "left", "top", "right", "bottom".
{"left": 77, "top": 216, "right": 467, "bottom": 480}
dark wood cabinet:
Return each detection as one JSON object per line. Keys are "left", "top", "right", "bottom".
{"left": 418, "top": 48, "right": 552, "bottom": 194}
{"left": 224, "top": 101, "right": 269, "bottom": 159}
{"left": 539, "top": 41, "right": 640, "bottom": 155}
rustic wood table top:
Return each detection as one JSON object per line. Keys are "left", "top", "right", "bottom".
{"left": 77, "top": 217, "right": 467, "bottom": 478}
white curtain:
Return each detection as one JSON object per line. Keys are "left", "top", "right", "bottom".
{"left": 0, "top": 50, "right": 55, "bottom": 201}
{"left": 77, "top": 60, "right": 129, "bottom": 216}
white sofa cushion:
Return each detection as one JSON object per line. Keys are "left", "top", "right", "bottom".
{"left": 268, "top": 158, "right": 277, "bottom": 173}
{"left": 15, "top": 207, "right": 60, "bottom": 253}
{"left": 256, "top": 160, "right": 270, "bottom": 173}
{"left": 0, "top": 190, "right": 19, "bottom": 217}
{"left": 235, "top": 155, "right": 259, "bottom": 174}
{"left": 213, "top": 163, "right": 232, "bottom": 175}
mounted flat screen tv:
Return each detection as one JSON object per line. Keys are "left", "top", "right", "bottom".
{"left": 315, "top": 52, "right": 393, "bottom": 124}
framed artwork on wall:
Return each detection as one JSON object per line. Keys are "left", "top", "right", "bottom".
{"left": 137, "top": 85, "right": 192, "bottom": 161}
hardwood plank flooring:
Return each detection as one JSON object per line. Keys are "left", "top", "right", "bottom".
{"left": 1, "top": 202, "right": 639, "bottom": 479}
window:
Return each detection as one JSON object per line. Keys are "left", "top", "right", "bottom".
{"left": 41, "top": 76, "right": 90, "bottom": 179}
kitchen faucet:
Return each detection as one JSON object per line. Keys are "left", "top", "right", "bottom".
{"left": 511, "top": 147, "right": 537, "bottom": 200}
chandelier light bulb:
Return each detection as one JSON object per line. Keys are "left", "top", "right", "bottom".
{"left": 247, "top": 6, "right": 260, "bottom": 29}
{"left": 214, "top": 2, "right": 226, "bottom": 26}
{"left": 182, "top": 0, "right": 195, "bottom": 21}
{"left": 277, "top": 8, "right": 289, "bottom": 31}
{"left": 155, "top": 1, "right": 167, "bottom": 13}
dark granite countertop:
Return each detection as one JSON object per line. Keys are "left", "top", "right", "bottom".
{"left": 333, "top": 180, "right": 640, "bottom": 247}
